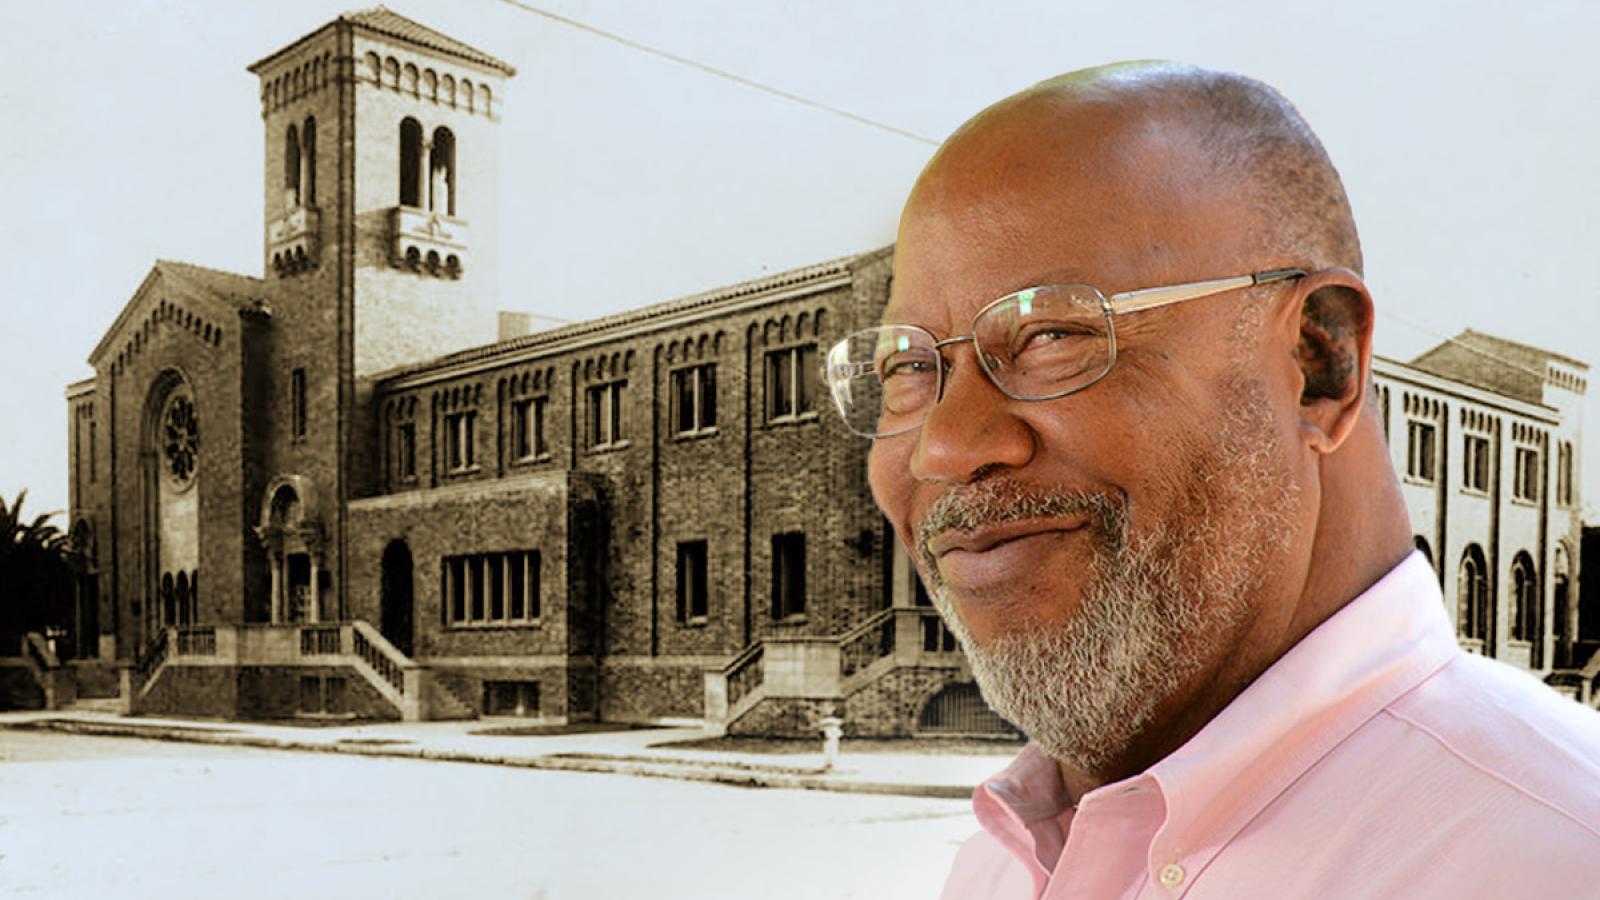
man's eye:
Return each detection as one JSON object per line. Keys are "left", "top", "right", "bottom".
{"left": 879, "top": 354, "right": 937, "bottom": 380}
{"left": 1013, "top": 323, "right": 1091, "bottom": 355}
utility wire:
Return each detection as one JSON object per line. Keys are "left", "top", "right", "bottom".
{"left": 1378, "top": 310, "right": 1561, "bottom": 383}
{"left": 494, "top": 1, "right": 1577, "bottom": 386}
{"left": 494, "top": 0, "right": 939, "bottom": 146}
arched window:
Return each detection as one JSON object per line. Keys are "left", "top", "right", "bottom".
{"left": 161, "top": 572, "right": 176, "bottom": 626}
{"left": 175, "top": 571, "right": 191, "bottom": 626}
{"left": 1413, "top": 535, "right": 1434, "bottom": 572}
{"left": 301, "top": 117, "right": 317, "bottom": 206}
{"left": 284, "top": 124, "right": 301, "bottom": 208}
{"left": 1457, "top": 544, "right": 1488, "bottom": 643}
{"left": 1554, "top": 544, "right": 1573, "bottom": 664}
{"left": 430, "top": 127, "right": 456, "bottom": 215}
{"left": 1510, "top": 551, "right": 1538, "bottom": 642}
{"left": 399, "top": 118, "right": 423, "bottom": 207}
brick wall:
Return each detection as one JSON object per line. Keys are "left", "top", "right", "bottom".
{"left": 0, "top": 665, "right": 44, "bottom": 711}
{"left": 139, "top": 665, "right": 237, "bottom": 719}
{"left": 237, "top": 665, "right": 397, "bottom": 721}
{"left": 98, "top": 276, "right": 257, "bottom": 659}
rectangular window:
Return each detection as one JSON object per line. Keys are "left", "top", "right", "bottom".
{"left": 766, "top": 345, "right": 818, "bottom": 422}
{"left": 291, "top": 368, "right": 307, "bottom": 439}
{"left": 1406, "top": 421, "right": 1436, "bottom": 483}
{"left": 676, "top": 540, "right": 709, "bottom": 623}
{"left": 509, "top": 554, "right": 526, "bottom": 620}
{"left": 446, "top": 411, "right": 476, "bottom": 471}
{"left": 1514, "top": 447, "right": 1540, "bottom": 502}
{"left": 586, "top": 381, "right": 625, "bottom": 449}
{"left": 671, "top": 365, "right": 717, "bottom": 436}
{"left": 89, "top": 420, "right": 96, "bottom": 483}
{"left": 1380, "top": 387, "right": 1390, "bottom": 443}
{"left": 448, "top": 557, "right": 465, "bottom": 622}
{"left": 483, "top": 680, "right": 541, "bottom": 717}
{"left": 443, "top": 550, "right": 541, "bottom": 627}
{"left": 771, "top": 532, "right": 806, "bottom": 620}
{"left": 469, "top": 556, "right": 485, "bottom": 621}
{"left": 513, "top": 397, "right": 548, "bottom": 461}
{"left": 299, "top": 675, "right": 321, "bottom": 713}
{"left": 1555, "top": 438, "right": 1568, "bottom": 509}
{"left": 398, "top": 423, "right": 417, "bottom": 479}
{"left": 489, "top": 556, "right": 505, "bottom": 620}
{"left": 526, "top": 551, "right": 541, "bottom": 620}
{"left": 325, "top": 676, "right": 346, "bottom": 715}
{"left": 1463, "top": 434, "right": 1489, "bottom": 493}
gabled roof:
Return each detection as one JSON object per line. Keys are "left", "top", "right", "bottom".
{"left": 343, "top": 7, "right": 515, "bottom": 74}
{"left": 249, "top": 6, "right": 515, "bottom": 76}
{"left": 151, "top": 260, "right": 266, "bottom": 309}
{"left": 1409, "top": 328, "right": 1589, "bottom": 406}
{"left": 88, "top": 260, "right": 267, "bottom": 365}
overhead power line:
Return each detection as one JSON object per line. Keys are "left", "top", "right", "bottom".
{"left": 494, "top": 0, "right": 939, "bottom": 146}
{"left": 1378, "top": 310, "right": 1557, "bottom": 383}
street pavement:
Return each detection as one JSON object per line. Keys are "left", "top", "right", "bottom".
{"left": 0, "top": 709, "right": 1014, "bottom": 799}
{"left": 0, "top": 729, "right": 981, "bottom": 899}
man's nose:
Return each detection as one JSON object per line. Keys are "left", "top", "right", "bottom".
{"left": 908, "top": 344, "right": 1035, "bottom": 484}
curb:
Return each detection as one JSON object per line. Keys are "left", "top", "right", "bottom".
{"left": 7, "top": 718, "right": 974, "bottom": 800}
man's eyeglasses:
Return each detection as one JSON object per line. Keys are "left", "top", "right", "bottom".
{"left": 823, "top": 268, "right": 1306, "bottom": 438}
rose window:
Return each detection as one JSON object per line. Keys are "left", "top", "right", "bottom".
{"left": 163, "top": 395, "right": 199, "bottom": 484}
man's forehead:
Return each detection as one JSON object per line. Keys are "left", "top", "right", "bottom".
{"left": 886, "top": 108, "right": 1228, "bottom": 326}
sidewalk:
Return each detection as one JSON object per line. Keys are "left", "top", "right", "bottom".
{"left": 0, "top": 710, "right": 1010, "bottom": 800}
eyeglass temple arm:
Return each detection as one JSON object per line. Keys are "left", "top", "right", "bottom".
{"left": 1106, "top": 268, "right": 1307, "bottom": 314}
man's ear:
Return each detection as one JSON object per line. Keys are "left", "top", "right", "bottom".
{"left": 1291, "top": 268, "right": 1373, "bottom": 454}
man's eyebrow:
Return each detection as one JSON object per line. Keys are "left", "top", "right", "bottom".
{"left": 881, "top": 267, "right": 1101, "bottom": 325}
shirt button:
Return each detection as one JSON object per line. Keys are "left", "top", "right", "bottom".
{"left": 1158, "top": 864, "right": 1186, "bottom": 888}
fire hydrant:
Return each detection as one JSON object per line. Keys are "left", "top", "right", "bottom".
{"left": 818, "top": 715, "right": 844, "bottom": 772}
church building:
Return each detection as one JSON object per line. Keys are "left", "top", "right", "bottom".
{"left": 49, "top": 9, "right": 1594, "bottom": 731}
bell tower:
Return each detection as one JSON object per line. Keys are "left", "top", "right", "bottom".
{"left": 245, "top": 9, "right": 515, "bottom": 617}
{"left": 249, "top": 7, "right": 515, "bottom": 378}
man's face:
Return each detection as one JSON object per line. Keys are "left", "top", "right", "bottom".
{"left": 867, "top": 100, "right": 1308, "bottom": 770}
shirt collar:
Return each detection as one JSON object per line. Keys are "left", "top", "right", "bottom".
{"left": 1146, "top": 551, "right": 1458, "bottom": 866}
{"left": 973, "top": 551, "right": 1459, "bottom": 875}
{"left": 975, "top": 742, "right": 1073, "bottom": 880}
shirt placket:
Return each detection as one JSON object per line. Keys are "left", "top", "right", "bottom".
{"left": 1043, "top": 780, "right": 1165, "bottom": 900}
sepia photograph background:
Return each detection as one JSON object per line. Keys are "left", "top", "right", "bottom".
{"left": 2, "top": 0, "right": 1596, "bottom": 520}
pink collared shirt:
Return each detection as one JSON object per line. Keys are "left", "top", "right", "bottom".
{"left": 942, "top": 552, "right": 1600, "bottom": 899}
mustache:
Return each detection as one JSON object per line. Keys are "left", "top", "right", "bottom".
{"left": 915, "top": 481, "right": 1127, "bottom": 569}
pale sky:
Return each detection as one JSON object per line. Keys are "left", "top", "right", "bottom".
{"left": 3, "top": 0, "right": 1596, "bottom": 522}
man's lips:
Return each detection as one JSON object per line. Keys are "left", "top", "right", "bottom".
{"left": 926, "top": 517, "right": 1090, "bottom": 558}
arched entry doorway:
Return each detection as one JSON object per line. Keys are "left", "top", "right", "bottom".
{"left": 253, "top": 475, "right": 328, "bottom": 623}
{"left": 381, "top": 540, "right": 415, "bottom": 657}
{"left": 1413, "top": 535, "right": 1434, "bottom": 572}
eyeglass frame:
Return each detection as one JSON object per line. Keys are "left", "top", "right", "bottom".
{"left": 825, "top": 267, "right": 1308, "bottom": 438}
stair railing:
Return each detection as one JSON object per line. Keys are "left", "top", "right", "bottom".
{"left": 723, "top": 642, "right": 765, "bottom": 709}
{"left": 838, "top": 608, "right": 896, "bottom": 678}
{"left": 133, "top": 629, "right": 170, "bottom": 686}
{"left": 350, "top": 622, "right": 408, "bottom": 697}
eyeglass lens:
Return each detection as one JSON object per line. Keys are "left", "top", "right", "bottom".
{"left": 827, "top": 284, "right": 1114, "bottom": 437}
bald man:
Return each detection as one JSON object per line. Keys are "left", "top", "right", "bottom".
{"left": 821, "top": 63, "right": 1600, "bottom": 898}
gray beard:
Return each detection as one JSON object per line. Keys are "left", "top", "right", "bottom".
{"left": 915, "top": 379, "right": 1297, "bottom": 773}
